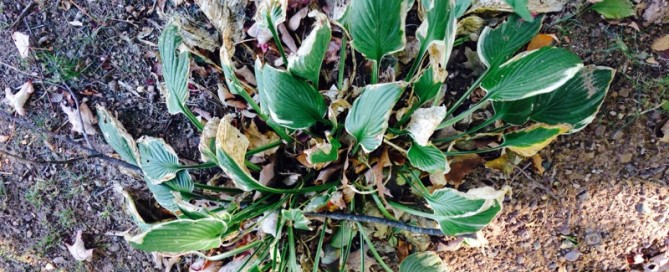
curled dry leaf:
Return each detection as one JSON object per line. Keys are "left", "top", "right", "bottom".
{"left": 469, "top": 0, "right": 568, "bottom": 14}
{"left": 406, "top": 106, "right": 447, "bottom": 146}
{"left": 12, "top": 32, "right": 30, "bottom": 59}
{"left": 526, "top": 34, "right": 559, "bottom": 51}
{"left": 443, "top": 154, "right": 485, "bottom": 186}
{"left": 651, "top": 34, "right": 669, "bottom": 52}
{"left": 66, "top": 230, "right": 94, "bottom": 262}
{"left": 60, "top": 100, "right": 97, "bottom": 135}
{"left": 189, "top": 258, "right": 222, "bottom": 272}
{"left": 485, "top": 151, "right": 523, "bottom": 175}
{"left": 260, "top": 211, "right": 279, "bottom": 236}
{"left": 531, "top": 153, "right": 546, "bottom": 175}
{"left": 195, "top": 0, "right": 248, "bottom": 43}
{"left": 659, "top": 120, "right": 669, "bottom": 143}
{"left": 244, "top": 120, "right": 280, "bottom": 159}
{"left": 3, "top": 81, "right": 34, "bottom": 116}
{"left": 288, "top": 7, "right": 309, "bottom": 31}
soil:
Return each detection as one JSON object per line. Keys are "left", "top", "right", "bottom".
{"left": 0, "top": 0, "right": 667, "bottom": 272}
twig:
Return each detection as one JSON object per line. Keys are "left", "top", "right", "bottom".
{"left": 305, "top": 212, "right": 474, "bottom": 237}
{"left": 9, "top": 1, "right": 37, "bottom": 29}
{"left": 514, "top": 165, "right": 559, "bottom": 201}
{"left": 60, "top": 82, "right": 94, "bottom": 150}
{"left": 0, "top": 149, "right": 98, "bottom": 165}
{"left": 0, "top": 109, "right": 140, "bottom": 172}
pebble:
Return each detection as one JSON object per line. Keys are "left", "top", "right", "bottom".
{"left": 564, "top": 250, "right": 581, "bottom": 262}
{"left": 52, "top": 257, "right": 66, "bottom": 264}
{"left": 609, "top": 111, "right": 617, "bottom": 116}
{"left": 585, "top": 232, "right": 602, "bottom": 245}
{"left": 109, "top": 242, "right": 120, "bottom": 252}
{"left": 595, "top": 126, "right": 606, "bottom": 136}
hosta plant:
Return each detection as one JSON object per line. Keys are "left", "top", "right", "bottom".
{"left": 98, "top": 0, "right": 614, "bottom": 270}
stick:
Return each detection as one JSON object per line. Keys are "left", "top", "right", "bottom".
{"left": 0, "top": 109, "right": 140, "bottom": 172}
{"left": 0, "top": 149, "right": 98, "bottom": 165}
{"left": 10, "top": 1, "right": 37, "bottom": 29}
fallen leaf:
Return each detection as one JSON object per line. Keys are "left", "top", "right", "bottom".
{"left": 278, "top": 24, "right": 298, "bottom": 53}
{"left": 3, "top": 82, "right": 34, "bottom": 116}
{"left": 260, "top": 211, "right": 279, "bottom": 236}
{"left": 195, "top": 0, "right": 247, "bottom": 43}
{"left": 66, "top": 230, "right": 93, "bottom": 262}
{"left": 651, "top": 34, "right": 669, "bottom": 52}
{"left": 485, "top": 152, "right": 523, "bottom": 175}
{"left": 527, "top": 34, "right": 558, "bottom": 51}
{"left": 244, "top": 120, "right": 280, "bottom": 160}
{"left": 0, "top": 135, "right": 9, "bottom": 143}
{"left": 405, "top": 106, "right": 447, "bottom": 146}
{"left": 60, "top": 100, "right": 97, "bottom": 135}
{"left": 288, "top": 7, "right": 309, "bottom": 30}
{"left": 68, "top": 20, "right": 84, "bottom": 26}
{"left": 175, "top": 15, "right": 220, "bottom": 52}
{"left": 189, "top": 258, "right": 222, "bottom": 272}
{"left": 531, "top": 154, "right": 545, "bottom": 175}
{"left": 443, "top": 154, "right": 485, "bottom": 186}
{"left": 12, "top": 32, "right": 30, "bottom": 59}
{"left": 346, "top": 247, "right": 377, "bottom": 271}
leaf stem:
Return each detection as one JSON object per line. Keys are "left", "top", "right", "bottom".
{"left": 444, "top": 69, "right": 489, "bottom": 119}
{"left": 312, "top": 218, "right": 328, "bottom": 272}
{"left": 247, "top": 140, "right": 283, "bottom": 156}
{"left": 442, "top": 145, "right": 504, "bottom": 156}
{"left": 433, "top": 114, "right": 501, "bottom": 144}
{"left": 383, "top": 139, "right": 407, "bottom": 154}
{"left": 356, "top": 222, "right": 393, "bottom": 272}
{"left": 371, "top": 60, "right": 379, "bottom": 84}
{"left": 181, "top": 105, "right": 204, "bottom": 132}
{"left": 406, "top": 49, "right": 426, "bottom": 81}
{"left": 437, "top": 97, "right": 489, "bottom": 130}
{"left": 337, "top": 34, "right": 348, "bottom": 90}
{"left": 193, "top": 240, "right": 263, "bottom": 261}
{"left": 371, "top": 193, "right": 397, "bottom": 220}
{"left": 305, "top": 212, "right": 444, "bottom": 236}
{"left": 193, "top": 183, "right": 244, "bottom": 194}
{"left": 267, "top": 13, "right": 289, "bottom": 66}
{"left": 181, "top": 161, "right": 218, "bottom": 170}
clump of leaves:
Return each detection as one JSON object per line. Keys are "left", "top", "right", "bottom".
{"left": 98, "top": 0, "right": 614, "bottom": 270}
{"left": 591, "top": 0, "right": 636, "bottom": 19}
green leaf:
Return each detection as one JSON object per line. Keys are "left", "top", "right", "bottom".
{"left": 215, "top": 115, "right": 336, "bottom": 194}
{"left": 163, "top": 170, "right": 194, "bottom": 193}
{"left": 341, "top": 0, "right": 411, "bottom": 62}
{"left": 501, "top": 123, "right": 570, "bottom": 157}
{"left": 504, "top": 0, "right": 533, "bottom": 21}
{"left": 96, "top": 106, "right": 140, "bottom": 166}
{"left": 413, "top": 67, "right": 443, "bottom": 106}
{"left": 399, "top": 252, "right": 448, "bottom": 272}
{"left": 128, "top": 218, "right": 227, "bottom": 253}
{"left": 407, "top": 142, "right": 449, "bottom": 174}
{"left": 281, "top": 209, "right": 313, "bottom": 231}
{"left": 481, "top": 47, "right": 583, "bottom": 101}
{"left": 477, "top": 14, "right": 543, "bottom": 67}
{"left": 415, "top": 0, "right": 457, "bottom": 81}
{"left": 158, "top": 25, "right": 190, "bottom": 115}
{"left": 145, "top": 180, "right": 179, "bottom": 212}
{"left": 116, "top": 186, "right": 151, "bottom": 231}
{"left": 287, "top": 11, "right": 332, "bottom": 85}
{"left": 138, "top": 137, "right": 182, "bottom": 184}
{"left": 330, "top": 224, "right": 357, "bottom": 249}
{"left": 391, "top": 186, "right": 510, "bottom": 235}
{"left": 255, "top": 60, "right": 327, "bottom": 129}
{"left": 592, "top": 0, "right": 635, "bottom": 19}
{"left": 661, "top": 99, "right": 669, "bottom": 112}
{"left": 306, "top": 136, "right": 341, "bottom": 165}
{"left": 345, "top": 83, "right": 405, "bottom": 153}
{"left": 254, "top": 0, "right": 287, "bottom": 29}
{"left": 455, "top": 0, "right": 473, "bottom": 17}
{"left": 494, "top": 66, "right": 616, "bottom": 131}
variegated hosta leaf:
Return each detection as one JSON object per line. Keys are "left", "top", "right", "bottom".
{"left": 138, "top": 137, "right": 183, "bottom": 184}
{"left": 199, "top": 117, "right": 220, "bottom": 163}
{"left": 415, "top": 0, "right": 457, "bottom": 81}
{"left": 477, "top": 14, "right": 543, "bottom": 68}
{"left": 493, "top": 66, "right": 615, "bottom": 132}
{"left": 481, "top": 47, "right": 583, "bottom": 101}
{"left": 501, "top": 123, "right": 570, "bottom": 157}
{"left": 407, "top": 142, "right": 449, "bottom": 174}
{"left": 128, "top": 218, "right": 227, "bottom": 253}
{"left": 116, "top": 185, "right": 151, "bottom": 231}
{"left": 96, "top": 106, "right": 140, "bottom": 166}
{"left": 413, "top": 67, "right": 443, "bottom": 107}
{"left": 281, "top": 209, "right": 313, "bottom": 231}
{"left": 254, "top": 0, "right": 288, "bottom": 29}
{"left": 163, "top": 170, "right": 195, "bottom": 193}
{"left": 146, "top": 180, "right": 180, "bottom": 212}
{"left": 405, "top": 106, "right": 446, "bottom": 146}
{"left": 287, "top": 11, "right": 332, "bottom": 85}
{"left": 455, "top": 0, "right": 473, "bottom": 17}
{"left": 305, "top": 136, "right": 341, "bottom": 165}
{"left": 503, "top": 0, "right": 533, "bottom": 21}
{"left": 399, "top": 252, "right": 449, "bottom": 272}
{"left": 345, "top": 83, "right": 405, "bottom": 153}
{"left": 255, "top": 59, "right": 327, "bottom": 129}
{"left": 158, "top": 25, "right": 190, "bottom": 115}
{"left": 219, "top": 39, "right": 246, "bottom": 96}
{"left": 340, "top": 0, "right": 411, "bottom": 62}
{"left": 391, "top": 186, "right": 511, "bottom": 235}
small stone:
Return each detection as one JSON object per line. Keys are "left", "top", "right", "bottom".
{"left": 619, "top": 88, "right": 630, "bottom": 97}
{"left": 560, "top": 240, "right": 575, "bottom": 249}
{"left": 564, "top": 250, "right": 581, "bottom": 262}
{"left": 52, "top": 257, "right": 66, "bottom": 264}
{"left": 585, "top": 232, "right": 602, "bottom": 245}
{"left": 517, "top": 255, "right": 525, "bottom": 264}
{"left": 533, "top": 241, "right": 542, "bottom": 250}
{"left": 109, "top": 243, "right": 120, "bottom": 252}
{"left": 609, "top": 111, "right": 617, "bottom": 116}
{"left": 44, "top": 264, "right": 55, "bottom": 271}
{"left": 619, "top": 153, "right": 634, "bottom": 163}
{"left": 595, "top": 126, "right": 606, "bottom": 136}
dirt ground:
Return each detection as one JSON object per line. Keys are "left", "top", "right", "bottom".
{"left": 0, "top": 0, "right": 667, "bottom": 271}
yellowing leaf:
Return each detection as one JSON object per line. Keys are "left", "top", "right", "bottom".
{"left": 12, "top": 32, "right": 30, "bottom": 59}
{"left": 652, "top": 34, "right": 669, "bottom": 52}
{"left": 526, "top": 34, "right": 558, "bottom": 51}
{"left": 66, "top": 230, "right": 94, "bottom": 262}
{"left": 485, "top": 151, "right": 523, "bottom": 175}
{"left": 216, "top": 115, "right": 251, "bottom": 181}
{"left": 199, "top": 117, "right": 220, "bottom": 163}
{"left": 3, "top": 82, "right": 34, "bottom": 116}
{"left": 503, "top": 123, "right": 570, "bottom": 157}
{"left": 405, "top": 106, "right": 447, "bottom": 146}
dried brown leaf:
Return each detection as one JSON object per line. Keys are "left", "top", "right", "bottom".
{"left": 60, "top": 100, "right": 97, "bottom": 135}
{"left": 66, "top": 230, "right": 93, "bottom": 262}
{"left": 12, "top": 32, "right": 30, "bottom": 59}
{"left": 3, "top": 82, "right": 34, "bottom": 116}
{"left": 444, "top": 154, "right": 485, "bottom": 186}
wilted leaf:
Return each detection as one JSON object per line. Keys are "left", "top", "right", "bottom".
{"left": 138, "top": 137, "right": 183, "bottom": 184}
{"left": 414, "top": 0, "right": 457, "bottom": 81}
{"left": 305, "top": 135, "right": 341, "bottom": 166}
{"left": 66, "top": 230, "right": 93, "bottom": 262}
{"left": 60, "top": 100, "right": 97, "bottom": 135}
{"left": 531, "top": 154, "right": 545, "bottom": 175}
{"left": 175, "top": 15, "right": 219, "bottom": 52}
{"left": 195, "top": 0, "right": 247, "bottom": 44}
{"left": 159, "top": 25, "right": 191, "bottom": 116}
{"left": 245, "top": 120, "right": 281, "bottom": 159}
{"left": 443, "top": 154, "right": 485, "bottom": 185}
{"left": 281, "top": 209, "right": 313, "bottom": 230}
{"left": 340, "top": 0, "right": 411, "bottom": 63}
{"left": 287, "top": 11, "right": 332, "bottom": 85}
{"left": 526, "top": 34, "right": 558, "bottom": 51}
{"left": 345, "top": 82, "right": 405, "bottom": 153}
{"left": 501, "top": 123, "right": 570, "bottom": 157}
{"left": 652, "top": 34, "right": 669, "bottom": 52}
{"left": 484, "top": 151, "right": 522, "bottom": 175}
{"left": 659, "top": 120, "right": 669, "bottom": 143}
{"left": 470, "top": 0, "right": 569, "bottom": 15}
{"left": 592, "top": 0, "right": 635, "bottom": 19}
{"left": 97, "top": 106, "right": 140, "bottom": 165}
{"left": 399, "top": 252, "right": 448, "bottom": 272}
{"left": 128, "top": 218, "right": 227, "bottom": 253}
{"left": 406, "top": 106, "right": 447, "bottom": 146}
{"left": 12, "top": 32, "right": 30, "bottom": 59}
{"left": 199, "top": 118, "right": 220, "bottom": 163}
{"left": 3, "top": 82, "right": 34, "bottom": 116}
